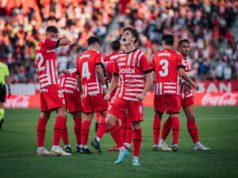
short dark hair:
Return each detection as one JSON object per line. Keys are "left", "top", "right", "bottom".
{"left": 178, "top": 39, "right": 190, "bottom": 46}
{"left": 162, "top": 34, "right": 174, "bottom": 46}
{"left": 111, "top": 40, "right": 120, "bottom": 51}
{"left": 87, "top": 36, "right": 101, "bottom": 45}
{"left": 46, "top": 26, "right": 59, "bottom": 33}
{"left": 123, "top": 27, "right": 139, "bottom": 44}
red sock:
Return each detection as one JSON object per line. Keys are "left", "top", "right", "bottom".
{"left": 125, "top": 116, "right": 132, "bottom": 144}
{"left": 171, "top": 116, "right": 180, "bottom": 145}
{"left": 53, "top": 116, "right": 66, "bottom": 146}
{"left": 95, "top": 112, "right": 101, "bottom": 122}
{"left": 153, "top": 114, "right": 162, "bottom": 145}
{"left": 187, "top": 117, "right": 199, "bottom": 143}
{"left": 81, "top": 120, "right": 91, "bottom": 145}
{"left": 108, "top": 123, "right": 124, "bottom": 148}
{"left": 74, "top": 115, "right": 82, "bottom": 145}
{"left": 161, "top": 117, "right": 172, "bottom": 140}
{"left": 96, "top": 116, "right": 108, "bottom": 139}
{"left": 120, "top": 114, "right": 126, "bottom": 142}
{"left": 133, "top": 128, "right": 142, "bottom": 157}
{"left": 37, "top": 117, "right": 48, "bottom": 147}
{"left": 61, "top": 118, "right": 69, "bottom": 145}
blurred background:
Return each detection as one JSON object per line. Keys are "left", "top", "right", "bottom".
{"left": 1, "top": 0, "right": 238, "bottom": 84}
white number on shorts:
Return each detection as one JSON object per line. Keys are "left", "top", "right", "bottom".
{"left": 36, "top": 53, "right": 45, "bottom": 72}
{"left": 159, "top": 59, "right": 169, "bottom": 77}
{"left": 82, "top": 62, "right": 91, "bottom": 79}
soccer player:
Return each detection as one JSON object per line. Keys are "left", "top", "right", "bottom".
{"left": 104, "top": 27, "right": 153, "bottom": 166}
{"left": 178, "top": 39, "right": 210, "bottom": 151}
{"left": 76, "top": 36, "right": 108, "bottom": 154}
{"left": 59, "top": 68, "right": 82, "bottom": 153}
{"left": 152, "top": 34, "right": 199, "bottom": 152}
{"left": 35, "top": 26, "right": 72, "bottom": 156}
{"left": 105, "top": 40, "right": 133, "bottom": 152}
{"left": 0, "top": 60, "right": 11, "bottom": 130}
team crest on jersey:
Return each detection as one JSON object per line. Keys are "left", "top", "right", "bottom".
{"left": 120, "top": 67, "right": 135, "bottom": 74}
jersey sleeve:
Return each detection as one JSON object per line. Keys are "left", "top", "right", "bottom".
{"left": 113, "top": 60, "right": 119, "bottom": 76}
{"left": 176, "top": 53, "right": 185, "bottom": 69}
{"left": 140, "top": 53, "right": 152, "bottom": 72}
{"left": 95, "top": 52, "right": 104, "bottom": 64}
{"left": 44, "top": 38, "right": 59, "bottom": 50}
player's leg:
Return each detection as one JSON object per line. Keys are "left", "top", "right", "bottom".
{"left": 131, "top": 121, "right": 142, "bottom": 166}
{"left": 72, "top": 112, "right": 82, "bottom": 152}
{"left": 36, "top": 111, "right": 51, "bottom": 156}
{"left": 0, "top": 84, "right": 6, "bottom": 130}
{"left": 182, "top": 98, "right": 210, "bottom": 151}
{"left": 124, "top": 112, "right": 133, "bottom": 150}
{"left": 80, "top": 112, "right": 93, "bottom": 153}
{"left": 152, "top": 111, "right": 162, "bottom": 151}
{"left": 91, "top": 110, "right": 107, "bottom": 153}
{"left": 165, "top": 95, "right": 181, "bottom": 151}
{"left": 51, "top": 107, "right": 71, "bottom": 156}
{"left": 106, "top": 113, "right": 129, "bottom": 164}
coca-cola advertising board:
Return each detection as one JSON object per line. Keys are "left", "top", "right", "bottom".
{"left": 4, "top": 81, "right": 238, "bottom": 108}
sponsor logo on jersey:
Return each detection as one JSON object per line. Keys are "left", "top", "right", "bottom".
{"left": 119, "top": 67, "right": 135, "bottom": 74}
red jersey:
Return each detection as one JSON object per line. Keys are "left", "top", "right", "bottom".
{"left": 59, "top": 68, "right": 78, "bottom": 92}
{"left": 181, "top": 57, "right": 194, "bottom": 99}
{"left": 35, "top": 38, "right": 59, "bottom": 89}
{"left": 152, "top": 49, "right": 183, "bottom": 95}
{"left": 104, "top": 51, "right": 124, "bottom": 80}
{"left": 113, "top": 49, "right": 151, "bottom": 101}
{"left": 76, "top": 49, "right": 104, "bottom": 96}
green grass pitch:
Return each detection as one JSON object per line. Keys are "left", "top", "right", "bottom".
{"left": 0, "top": 106, "right": 238, "bottom": 178}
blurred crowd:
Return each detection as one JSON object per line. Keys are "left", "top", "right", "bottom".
{"left": 0, "top": 0, "right": 117, "bottom": 83}
{"left": 108, "top": 0, "right": 238, "bottom": 81}
{"left": 0, "top": 0, "right": 238, "bottom": 83}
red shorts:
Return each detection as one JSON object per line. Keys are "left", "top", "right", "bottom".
{"left": 181, "top": 96, "right": 194, "bottom": 108}
{"left": 107, "top": 97, "right": 144, "bottom": 122}
{"left": 82, "top": 94, "right": 108, "bottom": 113}
{"left": 154, "top": 94, "right": 181, "bottom": 114}
{"left": 40, "top": 86, "right": 66, "bottom": 112}
{"left": 64, "top": 90, "right": 82, "bottom": 113}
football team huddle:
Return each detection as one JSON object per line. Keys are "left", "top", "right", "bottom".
{"left": 35, "top": 25, "right": 210, "bottom": 166}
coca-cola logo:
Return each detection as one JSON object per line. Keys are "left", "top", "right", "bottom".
{"left": 4, "top": 95, "right": 30, "bottom": 108}
{"left": 202, "top": 93, "right": 238, "bottom": 106}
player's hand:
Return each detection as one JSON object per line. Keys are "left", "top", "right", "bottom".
{"left": 194, "top": 84, "right": 199, "bottom": 91}
{"left": 104, "top": 92, "right": 110, "bottom": 101}
{"left": 184, "top": 83, "right": 192, "bottom": 90}
{"left": 136, "top": 93, "right": 145, "bottom": 101}
{"left": 62, "top": 69, "right": 70, "bottom": 75}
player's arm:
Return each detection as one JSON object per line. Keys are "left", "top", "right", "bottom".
{"left": 96, "top": 63, "right": 107, "bottom": 92}
{"left": 178, "top": 68, "right": 199, "bottom": 91}
{"left": 104, "top": 75, "right": 118, "bottom": 101}
{"left": 136, "top": 70, "right": 153, "bottom": 101}
{"left": 58, "top": 36, "right": 72, "bottom": 46}
{"left": 4, "top": 65, "right": 11, "bottom": 95}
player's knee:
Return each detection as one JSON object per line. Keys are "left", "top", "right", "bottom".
{"left": 106, "top": 114, "right": 116, "bottom": 127}
{"left": 40, "top": 112, "right": 50, "bottom": 119}
{"left": 132, "top": 122, "right": 141, "bottom": 130}
{"left": 57, "top": 108, "right": 67, "bottom": 117}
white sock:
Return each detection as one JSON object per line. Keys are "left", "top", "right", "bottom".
{"left": 83, "top": 145, "right": 88, "bottom": 149}
{"left": 124, "top": 143, "right": 131, "bottom": 148}
{"left": 133, "top": 156, "right": 139, "bottom": 160}
{"left": 96, "top": 136, "right": 100, "bottom": 142}
{"left": 52, "top": 145, "right": 60, "bottom": 149}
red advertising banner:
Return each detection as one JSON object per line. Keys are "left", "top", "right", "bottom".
{"left": 4, "top": 81, "right": 238, "bottom": 108}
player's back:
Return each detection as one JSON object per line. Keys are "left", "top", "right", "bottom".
{"left": 105, "top": 51, "right": 123, "bottom": 80}
{"left": 35, "top": 39, "right": 58, "bottom": 88}
{"left": 59, "top": 68, "right": 78, "bottom": 92}
{"left": 153, "top": 49, "right": 183, "bottom": 95}
{"left": 76, "top": 49, "right": 104, "bottom": 96}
